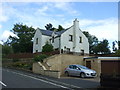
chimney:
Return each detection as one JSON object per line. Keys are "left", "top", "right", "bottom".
{"left": 73, "top": 18, "right": 79, "bottom": 50}
{"left": 73, "top": 18, "right": 79, "bottom": 30}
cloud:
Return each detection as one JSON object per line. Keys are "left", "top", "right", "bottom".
{"left": 0, "top": 40, "right": 3, "bottom": 45}
{"left": 0, "top": 25, "right": 2, "bottom": 29}
{"left": 35, "top": 6, "right": 49, "bottom": 16}
{"left": 0, "top": 6, "right": 8, "bottom": 22}
{"left": 80, "top": 18, "right": 118, "bottom": 41}
{"left": 1, "top": 2, "right": 80, "bottom": 29}
{"left": 0, "top": 30, "right": 16, "bottom": 44}
{"left": 0, "top": 15, "right": 8, "bottom": 22}
{"left": 53, "top": 2, "right": 80, "bottom": 15}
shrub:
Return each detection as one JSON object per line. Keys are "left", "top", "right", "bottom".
{"left": 12, "top": 62, "right": 32, "bottom": 70}
{"left": 33, "top": 54, "right": 48, "bottom": 62}
{"left": 42, "top": 42, "right": 53, "bottom": 52}
{"left": 115, "top": 50, "right": 120, "bottom": 56}
{"left": 12, "top": 58, "right": 19, "bottom": 62}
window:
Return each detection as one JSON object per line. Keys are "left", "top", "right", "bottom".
{"left": 79, "top": 36, "right": 82, "bottom": 43}
{"left": 36, "top": 50, "right": 38, "bottom": 53}
{"left": 73, "top": 65, "right": 77, "bottom": 69}
{"left": 81, "top": 49, "right": 84, "bottom": 55}
{"left": 69, "top": 65, "right": 73, "bottom": 69}
{"left": 36, "top": 38, "right": 38, "bottom": 44}
{"left": 66, "top": 48, "right": 70, "bottom": 53}
{"left": 69, "top": 35, "right": 73, "bottom": 41}
{"left": 52, "top": 36, "right": 54, "bottom": 43}
{"left": 69, "top": 65, "right": 78, "bottom": 69}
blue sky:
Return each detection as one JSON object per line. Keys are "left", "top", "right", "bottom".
{"left": 0, "top": 1, "right": 118, "bottom": 51}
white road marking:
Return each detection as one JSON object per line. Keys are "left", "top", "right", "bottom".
{"left": 0, "top": 81, "right": 7, "bottom": 87}
{"left": 3, "top": 69, "right": 79, "bottom": 89}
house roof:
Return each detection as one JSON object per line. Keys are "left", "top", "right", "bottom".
{"left": 84, "top": 57, "right": 120, "bottom": 60}
{"left": 40, "top": 29, "right": 53, "bottom": 36}
{"left": 39, "top": 29, "right": 67, "bottom": 36}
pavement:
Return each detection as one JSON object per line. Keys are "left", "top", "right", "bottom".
{"left": 1, "top": 67, "right": 100, "bottom": 89}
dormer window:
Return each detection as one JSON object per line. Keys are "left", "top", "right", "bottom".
{"left": 69, "top": 35, "right": 73, "bottom": 42}
{"left": 36, "top": 38, "right": 38, "bottom": 44}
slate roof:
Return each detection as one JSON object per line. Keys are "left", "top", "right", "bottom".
{"left": 39, "top": 26, "right": 73, "bottom": 37}
{"left": 40, "top": 29, "right": 53, "bottom": 36}
{"left": 39, "top": 29, "right": 67, "bottom": 36}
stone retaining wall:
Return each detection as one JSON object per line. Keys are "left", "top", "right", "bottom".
{"left": 32, "top": 62, "right": 60, "bottom": 78}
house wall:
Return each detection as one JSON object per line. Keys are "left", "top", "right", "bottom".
{"left": 33, "top": 30, "right": 42, "bottom": 53}
{"left": 33, "top": 29, "right": 51, "bottom": 53}
{"left": 60, "top": 20, "right": 89, "bottom": 54}
{"left": 61, "top": 27, "right": 74, "bottom": 52}
{"left": 41, "top": 35, "right": 51, "bottom": 47}
{"left": 51, "top": 37, "right": 60, "bottom": 49}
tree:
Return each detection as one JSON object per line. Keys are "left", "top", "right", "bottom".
{"left": 0, "top": 44, "right": 2, "bottom": 58}
{"left": 6, "top": 23, "right": 35, "bottom": 53}
{"left": 115, "top": 50, "right": 120, "bottom": 56}
{"left": 118, "top": 41, "right": 120, "bottom": 50}
{"left": 83, "top": 31, "right": 98, "bottom": 54}
{"left": 112, "top": 40, "right": 120, "bottom": 51}
{"left": 93, "top": 39, "right": 111, "bottom": 54}
{"left": 57, "top": 25, "right": 64, "bottom": 31}
{"left": 2, "top": 44, "right": 13, "bottom": 57}
{"left": 83, "top": 31, "right": 111, "bottom": 54}
{"left": 45, "top": 23, "right": 55, "bottom": 31}
{"left": 42, "top": 42, "right": 53, "bottom": 52}
{"left": 45, "top": 23, "right": 64, "bottom": 31}
{"left": 112, "top": 41, "right": 117, "bottom": 51}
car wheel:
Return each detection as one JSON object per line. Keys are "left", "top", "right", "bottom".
{"left": 65, "top": 71, "right": 69, "bottom": 76}
{"left": 80, "top": 73, "right": 85, "bottom": 78}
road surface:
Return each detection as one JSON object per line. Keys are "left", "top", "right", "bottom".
{"left": 1, "top": 68, "right": 100, "bottom": 89}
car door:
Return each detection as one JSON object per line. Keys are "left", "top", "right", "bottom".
{"left": 72, "top": 65, "right": 81, "bottom": 76}
{"left": 68, "top": 65, "right": 75, "bottom": 76}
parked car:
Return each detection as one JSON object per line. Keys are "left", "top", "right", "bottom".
{"left": 64, "top": 64, "right": 97, "bottom": 78}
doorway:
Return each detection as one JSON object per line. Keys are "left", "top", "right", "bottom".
{"left": 86, "top": 61, "right": 91, "bottom": 69}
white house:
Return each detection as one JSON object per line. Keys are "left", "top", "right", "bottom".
{"left": 33, "top": 19, "right": 89, "bottom": 54}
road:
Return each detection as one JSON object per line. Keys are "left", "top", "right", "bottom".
{"left": 1, "top": 68, "right": 100, "bottom": 89}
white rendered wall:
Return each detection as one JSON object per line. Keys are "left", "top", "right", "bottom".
{"left": 33, "top": 30, "right": 42, "bottom": 53}
{"left": 61, "top": 27, "right": 74, "bottom": 52}
{"left": 60, "top": 19, "right": 89, "bottom": 54}
{"left": 41, "top": 35, "right": 51, "bottom": 48}
{"left": 52, "top": 37, "right": 60, "bottom": 49}
{"left": 33, "top": 30, "right": 51, "bottom": 53}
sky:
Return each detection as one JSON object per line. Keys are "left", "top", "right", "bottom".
{"left": 0, "top": 1, "right": 119, "bottom": 51}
